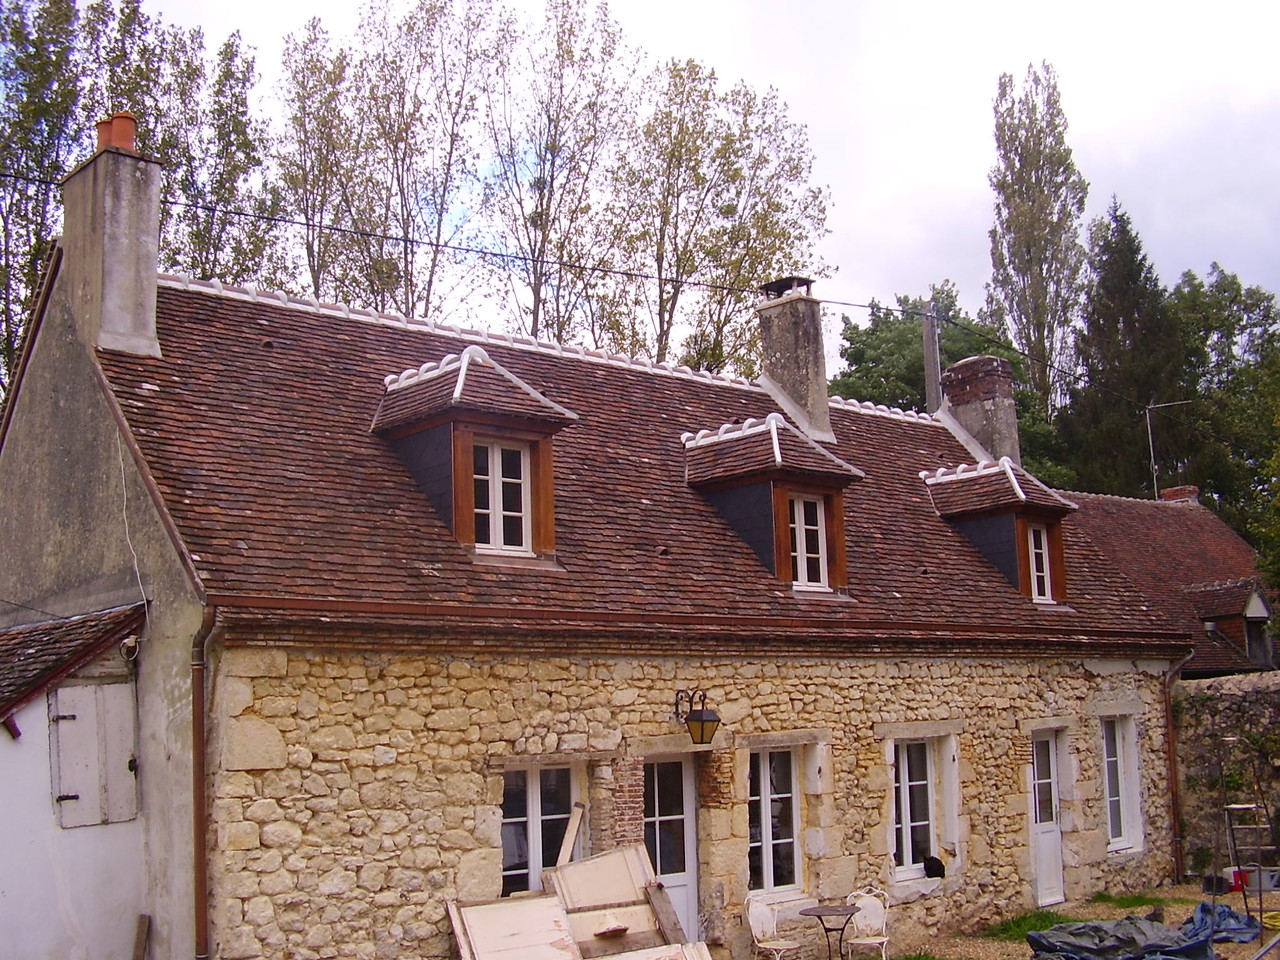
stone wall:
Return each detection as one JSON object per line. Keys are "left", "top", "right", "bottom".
{"left": 208, "top": 645, "right": 1174, "bottom": 960}
{"left": 1173, "top": 672, "right": 1280, "bottom": 879}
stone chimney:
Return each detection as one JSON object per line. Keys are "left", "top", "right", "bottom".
{"left": 755, "top": 277, "right": 835, "bottom": 443}
{"left": 1160, "top": 485, "right": 1200, "bottom": 503}
{"left": 60, "top": 111, "right": 162, "bottom": 357}
{"left": 939, "top": 355, "right": 1021, "bottom": 466}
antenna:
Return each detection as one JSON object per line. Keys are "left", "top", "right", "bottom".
{"left": 1145, "top": 400, "right": 1195, "bottom": 497}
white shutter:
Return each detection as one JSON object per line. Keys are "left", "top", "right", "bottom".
{"left": 101, "top": 682, "right": 138, "bottom": 822}
{"left": 52, "top": 686, "right": 103, "bottom": 827}
{"left": 51, "top": 683, "right": 138, "bottom": 827}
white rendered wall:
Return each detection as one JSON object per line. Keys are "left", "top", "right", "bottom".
{"left": 0, "top": 693, "right": 145, "bottom": 960}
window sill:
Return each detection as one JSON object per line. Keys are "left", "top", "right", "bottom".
{"left": 887, "top": 874, "right": 943, "bottom": 902}
{"left": 470, "top": 550, "right": 566, "bottom": 572}
{"left": 747, "top": 890, "right": 818, "bottom": 921}
{"left": 1107, "top": 839, "right": 1141, "bottom": 855}
{"left": 790, "top": 585, "right": 852, "bottom": 601}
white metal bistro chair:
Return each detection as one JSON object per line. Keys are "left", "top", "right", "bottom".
{"left": 747, "top": 898, "right": 803, "bottom": 960}
{"left": 842, "top": 887, "right": 889, "bottom": 960}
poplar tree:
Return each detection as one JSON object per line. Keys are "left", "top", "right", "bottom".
{"left": 985, "top": 62, "right": 1088, "bottom": 417}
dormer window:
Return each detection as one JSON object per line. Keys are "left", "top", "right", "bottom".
{"left": 683, "top": 414, "right": 863, "bottom": 592}
{"left": 1027, "top": 522, "right": 1053, "bottom": 601}
{"left": 474, "top": 439, "right": 532, "bottom": 554}
{"left": 922, "top": 458, "right": 1075, "bottom": 605}
{"left": 373, "top": 345, "right": 577, "bottom": 563}
{"left": 788, "top": 493, "right": 828, "bottom": 588}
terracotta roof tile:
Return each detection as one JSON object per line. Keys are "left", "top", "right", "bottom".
{"left": 1068, "top": 491, "right": 1265, "bottom": 672}
{"left": 90, "top": 279, "right": 1192, "bottom": 649}
{"left": 0, "top": 605, "right": 145, "bottom": 716}
{"left": 373, "top": 344, "right": 577, "bottom": 434}
{"left": 923, "top": 458, "right": 1076, "bottom": 517}
{"left": 683, "top": 413, "right": 863, "bottom": 487}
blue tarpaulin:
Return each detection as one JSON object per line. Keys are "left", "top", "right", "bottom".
{"left": 1179, "top": 901, "right": 1261, "bottom": 943}
{"left": 1027, "top": 916, "right": 1214, "bottom": 960}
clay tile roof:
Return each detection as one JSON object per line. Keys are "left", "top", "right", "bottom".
{"left": 1068, "top": 491, "right": 1266, "bottom": 672}
{"left": 683, "top": 413, "right": 864, "bottom": 487}
{"left": 1185, "top": 578, "right": 1266, "bottom": 621}
{"left": 0, "top": 604, "right": 145, "bottom": 717}
{"left": 373, "top": 344, "right": 577, "bottom": 434}
{"left": 921, "top": 457, "right": 1076, "bottom": 517}
{"left": 87, "top": 278, "right": 1196, "bottom": 651}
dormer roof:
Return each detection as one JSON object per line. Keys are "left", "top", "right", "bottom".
{"left": 682, "top": 413, "right": 864, "bottom": 488}
{"left": 1186, "top": 578, "right": 1272, "bottom": 622}
{"left": 372, "top": 344, "right": 578, "bottom": 435}
{"left": 921, "top": 457, "right": 1077, "bottom": 518}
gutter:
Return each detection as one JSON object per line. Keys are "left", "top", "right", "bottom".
{"left": 192, "top": 605, "right": 220, "bottom": 960}
{"left": 1164, "top": 648, "right": 1196, "bottom": 881}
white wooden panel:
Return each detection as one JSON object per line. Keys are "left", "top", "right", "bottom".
{"left": 449, "top": 897, "right": 582, "bottom": 960}
{"left": 101, "top": 682, "right": 138, "bottom": 822}
{"left": 52, "top": 686, "right": 103, "bottom": 827}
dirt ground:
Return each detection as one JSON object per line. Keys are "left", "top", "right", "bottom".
{"left": 923, "top": 883, "right": 1280, "bottom": 960}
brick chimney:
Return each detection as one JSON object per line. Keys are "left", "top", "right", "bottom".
{"left": 755, "top": 277, "right": 835, "bottom": 443}
{"left": 939, "top": 355, "right": 1021, "bottom": 466}
{"left": 1160, "top": 485, "right": 1200, "bottom": 503}
{"left": 60, "top": 112, "right": 162, "bottom": 357}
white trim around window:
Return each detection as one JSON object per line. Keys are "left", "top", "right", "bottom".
{"left": 500, "top": 765, "right": 579, "bottom": 895}
{"left": 788, "top": 494, "right": 828, "bottom": 588}
{"left": 749, "top": 749, "right": 802, "bottom": 892}
{"left": 1027, "top": 522, "right": 1053, "bottom": 602}
{"left": 883, "top": 729, "right": 961, "bottom": 883}
{"left": 473, "top": 440, "right": 533, "bottom": 555}
{"left": 1100, "top": 717, "right": 1143, "bottom": 852}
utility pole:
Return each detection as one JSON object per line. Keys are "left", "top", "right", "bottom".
{"left": 922, "top": 300, "right": 942, "bottom": 414}
{"left": 1145, "top": 399, "right": 1195, "bottom": 497}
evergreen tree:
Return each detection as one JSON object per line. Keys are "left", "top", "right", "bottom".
{"left": 1058, "top": 199, "right": 1188, "bottom": 496}
{"left": 985, "top": 62, "right": 1088, "bottom": 418}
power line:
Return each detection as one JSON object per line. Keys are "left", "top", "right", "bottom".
{"left": 0, "top": 168, "right": 1239, "bottom": 449}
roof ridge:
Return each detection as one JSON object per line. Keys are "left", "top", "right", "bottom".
{"left": 1185, "top": 577, "right": 1259, "bottom": 593}
{"left": 1058, "top": 488, "right": 1197, "bottom": 506}
{"left": 157, "top": 274, "right": 944, "bottom": 426}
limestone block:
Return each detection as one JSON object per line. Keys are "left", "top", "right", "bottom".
{"left": 224, "top": 648, "right": 288, "bottom": 678}
{"left": 260, "top": 820, "right": 303, "bottom": 848}
{"left": 221, "top": 676, "right": 255, "bottom": 717}
{"left": 311, "top": 724, "right": 357, "bottom": 753}
{"left": 220, "top": 926, "right": 264, "bottom": 959}
{"left": 426, "top": 707, "right": 469, "bottom": 731}
{"left": 245, "top": 895, "right": 276, "bottom": 927}
{"left": 222, "top": 820, "right": 261, "bottom": 850}
{"left": 224, "top": 717, "right": 287, "bottom": 771}
{"left": 455, "top": 848, "right": 503, "bottom": 900}
{"left": 245, "top": 799, "right": 282, "bottom": 823}
{"left": 318, "top": 867, "right": 357, "bottom": 896}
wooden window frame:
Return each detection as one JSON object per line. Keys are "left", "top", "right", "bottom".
{"left": 1015, "top": 515, "right": 1066, "bottom": 603}
{"left": 748, "top": 748, "right": 802, "bottom": 893}
{"left": 772, "top": 484, "right": 847, "bottom": 590}
{"left": 452, "top": 422, "right": 556, "bottom": 556}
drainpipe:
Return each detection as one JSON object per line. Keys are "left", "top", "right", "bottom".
{"left": 1164, "top": 650, "right": 1196, "bottom": 882}
{"left": 192, "top": 606, "right": 220, "bottom": 960}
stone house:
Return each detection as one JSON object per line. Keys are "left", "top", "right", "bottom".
{"left": 0, "top": 116, "right": 1215, "bottom": 960}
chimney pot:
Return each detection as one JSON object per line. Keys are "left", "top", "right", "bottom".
{"left": 1160, "top": 485, "right": 1200, "bottom": 503}
{"left": 755, "top": 277, "right": 833, "bottom": 442}
{"left": 95, "top": 111, "right": 138, "bottom": 153}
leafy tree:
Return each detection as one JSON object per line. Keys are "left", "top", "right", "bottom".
{"left": 985, "top": 61, "right": 1088, "bottom": 418}
{"left": 608, "top": 59, "right": 827, "bottom": 373}
{"left": 830, "top": 281, "right": 1010, "bottom": 410}
{"left": 1058, "top": 200, "right": 1188, "bottom": 496}
{"left": 0, "top": 0, "right": 82, "bottom": 395}
{"left": 165, "top": 32, "right": 285, "bottom": 285}
{"left": 277, "top": 18, "right": 352, "bottom": 301}
{"left": 484, "top": 0, "right": 634, "bottom": 343}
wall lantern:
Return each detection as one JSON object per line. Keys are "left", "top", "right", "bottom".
{"left": 674, "top": 689, "right": 721, "bottom": 745}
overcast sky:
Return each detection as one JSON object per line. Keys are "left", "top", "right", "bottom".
{"left": 150, "top": 0, "right": 1280, "bottom": 337}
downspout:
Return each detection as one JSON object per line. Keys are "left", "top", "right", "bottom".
{"left": 1164, "top": 649, "right": 1196, "bottom": 882}
{"left": 192, "top": 605, "right": 220, "bottom": 960}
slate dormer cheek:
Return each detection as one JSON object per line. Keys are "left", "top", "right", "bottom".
{"left": 921, "top": 457, "right": 1076, "bottom": 604}
{"left": 683, "top": 412, "right": 864, "bottom": 592}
